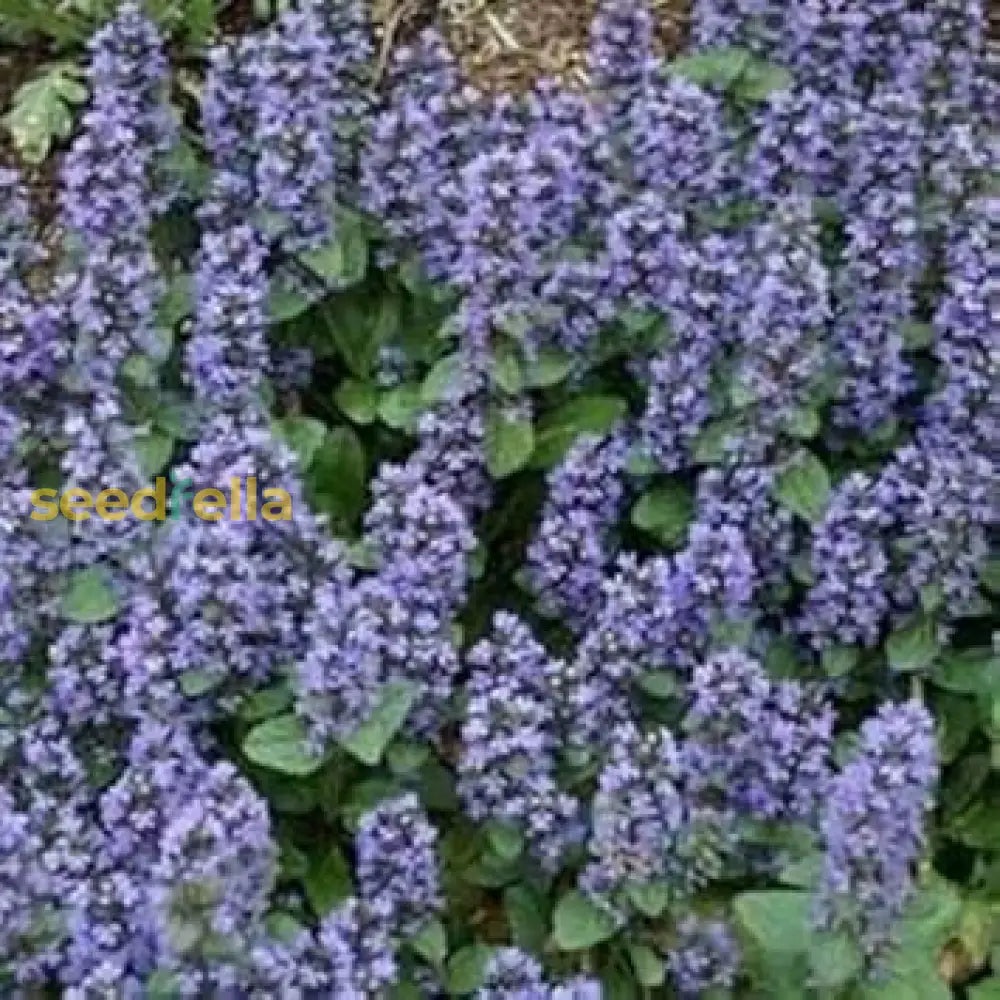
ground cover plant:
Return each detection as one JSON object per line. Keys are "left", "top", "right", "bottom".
{"left": 0, "top": 0, "right": 997, "bottom": 996}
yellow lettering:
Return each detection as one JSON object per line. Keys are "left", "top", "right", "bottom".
{"left": 230, "top": 476, "right": 241, "bottom": 521}
{"left": 96, "top": 488, "right": 129, "bottom": 521}
{"left": 30, "top": 488, "right": 58, "bottom": 521}
{"left": 130, "top": 477, "right": 167, "bottom": 521}
{"left": 261, "top": 489, "right": 292, "bottom": 522}
{"left": 247, "top": 476, "right": 257, "bottom": 520}
{"left": 194, "top": 488, "right": 226, "bottom": 522}
{"left": 60, "top": 488, "right": 92, "bottom": 521}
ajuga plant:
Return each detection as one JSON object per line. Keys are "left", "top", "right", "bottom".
{"left": 1, "top": 0, "right": 997, "bottom": 996}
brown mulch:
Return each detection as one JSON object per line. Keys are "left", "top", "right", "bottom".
{"left": 377, "top": 0, "right": 1000, "bottom": 92}
{"left": 441, "top": 0, "right": 689, "bottom": 90}
{"left": 373, "top": 0, "right": 692, "bottom": 91}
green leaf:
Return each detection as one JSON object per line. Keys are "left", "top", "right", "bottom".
{"left": 253, "top": 769, "right": 318, "bottom": 814}
{"left": 3, "top": 63, "right": 86, "bottom": 163}
{"left": 62, "top": 567, "right": 119, "bottom": 624}
{"left": 484, "top": 408, "right": 534, "bottom": 478}
{"left": 468, "top": 545, "right": 486, "bottom": 580}
{"left": 335, "top": 380, "right": 378, "bottom": 424}
{"left": 146, "top": 969, "right": 182, "bottom": 1000}
{"left": 410, "top": 917, "right": 448, "bottom": 968}
{"left": 417, "top": 759, "right": 460, "bottom": 813}
{"left": 859, "top": 973, "right": 950, "bottom": 1000}
{"left": 736, "top": 58, "right": 794, "bottom": 101}
{"left": 784, "top": 407, "right": 821, "bottom": 440}
{"left": 624, "top": 446, "right": 659, "bottom": 476}
{"left": 321, "top": 295, "right": 387, "bottom": 377}
{"left": 728, "top": 370, "right": 757, "bottom": 409}
{"left": 421, "top": 354, "right": 463, "bottom": 405}
{"left": 242, "top": 714, "right": 324, "bottom": 777}
{"left": 711, "top": 616, "right": 755, "bottom": 649}
{"left": 947, "top": 789, "right": 1000, "bottom": 850}
{"left": 504, "top": 885, "right": 548, "bottom": 953}
{"left": 274, "top": 416, "right": 327, "bottom": 471}
{"left": 345, "top": 540, "right": 379, "bottom": 571}
{"left": 931, "top": 647, "right": 1000, "bottom": 695}
{"left": 618, "top": 307, "right": 662, "bottom": 335}
{"left": 339, "top": 777, "right": 403, "bottom": 829}
{"left": 862, "top": 882, "right": 960, "bottom": 999}
{"left": 970, "top": 980, "right": 1000, "bottom": 1000}
{"left": 180, "top": 0, "right": 215, "bottom": 42}
{"left": 941, "top": 754, "right": 991, "bottom": 821}
{"left": 0, "top": 0, "right": 86, "bottom": 45}
{"left": 886, "top": 616, "right": 939, "bottom": 673}
{"left": 935, "top": 693, "right": 977, "bottom": 763}
{"left": 485, "top": 821, "right": 524, "bottom": 862}
{"left": 625, "top": 882, "right": 671, "bottom": 918}
{"left": 156, "top": 272, "right": 193, "bottom": 330}
{"left": 531, "top": 396, "right": 627, "bottom": 469}
{"left": 807, "top": 932, "right": 861, "bottom": 992}
{"left": 464, "top": 851, "right": 521, "bottom": 889}
{"left": 238, "top": 683, "right": 294, "bottom": 722}
{"left": 491, "top": 345, "right": 524, "bottom": 395}
{"left": 446, "top": 944, "right": 494, "bottom": 995}
{"left": 980, "top": 559, "right": 1000, "bottom": 595}
{"left": 156, "top": 396, "right": 200, "bottom": 441}
{"left": 338, "top": 681, "right": 419, "bottom": 766}
{"left": 631, "top": 483, "right": 693, "bottom": 547}
{"left": 734, "top": 890, "right": 812, "bottom": 956}
{"left": 298, "top": 241, "right": 344, "bottom": 284}
{"left": 525, "top": 348, "right": 574, "bottom": 388}
{"left": 178, "top": 669, "right": 222, "bottom": 698}
{"left": 628, "top": 943, "right": 665, "bottom": 987}
{"left": 310, "top": 427, "right": 366, "bottom": 524}
{"left": 133, "top": 431, "right": 174, "bottom": 478}
{"left": 773, "top": 452, "right": 831, "bottom": 523}
{"left": 266, "top": 911, "right": 306, "bottom": 943}
{"left": 123, "top": 354, "right": 159, "bottom": 388}
{"left": 692, "top": 417, "right": 741, "bottom": 464}
{"left": 984, "top": 697, "right": 1000, "bottom": 743}
{"left": 282, "top": 842, "right": 314, "bottom": 879}
{"left": 299, "top": 209, "right": 368, "bottom": 288}
{"left": 822, "top": 645, "right": 859, "bottom": 678}
{"left": 397, "top": 254, "right": 447, "bottom": 301}
{"left": 896, "top": 878, "right": 963, "bottom": 954}
{"left": 901, "top": 321, "right": 935, "bottom": 350}
{"left": 304, "top": 845, "right": 352, "bottom": 916}
{"left": 764, "top": 635, "right": 801, "bottom": 679}
{"left": 552, "top": 890, "right": 618, "bottom": 951}
{"left": 671, "top": 46, "right": 790, "bottom": 100}
{"left": 337, "top": 209, "right": 371, "bottom": 285}
{"left": 601, "top": 968, "right": 639, "bottom": 1000}
{"left": 386, "top": 981, "right": 424, "bottom": 1000}
{"left": 269, "top": 284, "right": 312, "bottom": 322}
{"left": 636, "top": 671, "right": 680, "bottom": 700}
{"left": 386, "top": 740, "right": 430, "bottom": 775}
{"left": 160, "top": 137, "right": 211, "bottom": 201}
{"left": 777, "top": 852, "right": 823, "bottom": 888}
{"left": 920, "top": 582, "right": 944, "bottom": 615}
{"left": 378, "top": 384, "right": 423, "bottom": 432}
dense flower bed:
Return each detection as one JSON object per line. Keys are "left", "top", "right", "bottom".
{"left": 1, "top": 0, "right": 997, "bottom": 996}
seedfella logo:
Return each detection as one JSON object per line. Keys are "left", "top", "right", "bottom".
{"left": 30, "top": 477, "right": 293, "bottom": 522}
